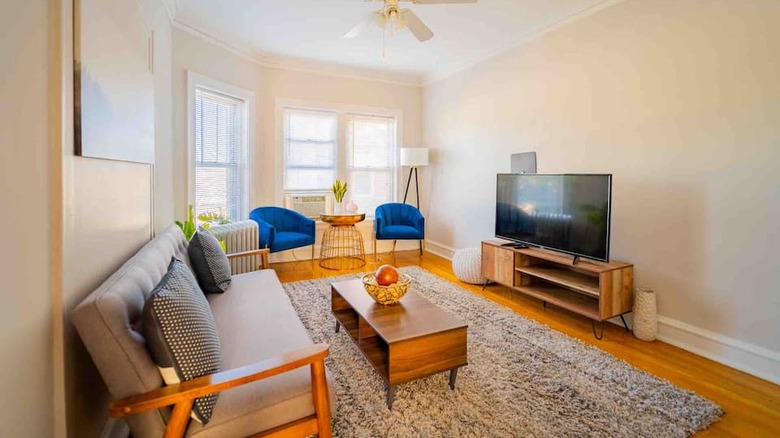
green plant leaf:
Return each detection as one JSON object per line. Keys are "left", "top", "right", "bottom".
{"left": 176, "top": 205, "right": 200, "bottom": 241}
{"left": 198, "top": 211, "right": 231, "bottom": 225}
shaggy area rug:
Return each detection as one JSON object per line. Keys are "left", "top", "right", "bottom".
{"left": 282, "top": 266, "right": 723, "bottom": 438}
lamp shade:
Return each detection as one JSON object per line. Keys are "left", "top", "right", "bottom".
{"left": 400, "top": 148, "right": 429, "bottom": 167}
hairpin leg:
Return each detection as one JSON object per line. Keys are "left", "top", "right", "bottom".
{"left": 619, "top": 315, "right": 630, "bottom": 332}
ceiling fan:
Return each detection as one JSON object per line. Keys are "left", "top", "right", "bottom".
{"left": 343, "top": 0, "right": 478, "bottom": 43}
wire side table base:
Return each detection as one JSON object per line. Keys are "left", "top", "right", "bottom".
{"left": 319, "top": 224, "right": 366, "bottom": 270}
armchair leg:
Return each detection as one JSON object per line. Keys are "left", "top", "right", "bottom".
{"left": 163, "top": 398, "right": 193, "bottom": 438}
{"left": 392, "top": 240, "right": 397, "bottom": 253}
{"left": 311, "top": 244, "right": 315, "bottom": 265}
{"left": 310, "top": 359, "right": 332, "bottom": 438}
{"left": 419, "top": 240, "right": 423, "bottom": 256}
{"left": 373, "top": 233, "right": 377, "bottom": 261}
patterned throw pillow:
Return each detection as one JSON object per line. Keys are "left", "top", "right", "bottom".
{"left": 143, "top": 258, "right": 222, "bottom": 424}
{"left": 188, "top": 229, "right": 232, "bottom": 294}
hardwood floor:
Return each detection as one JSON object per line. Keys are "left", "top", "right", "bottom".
{"left": 273, "top": 250, "right": 780, "bottom": 437}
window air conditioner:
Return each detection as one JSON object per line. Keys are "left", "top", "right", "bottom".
{"left": 285, "top": 194, "right": 332, "bottom": 219}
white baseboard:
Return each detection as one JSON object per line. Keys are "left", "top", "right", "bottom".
{"left": 424, "top": 239, "right": 457, "bottom": 260}
{"left": 428, "top": 240, "right": 780, "bottom": 385}
{"left": 655, "top": 315, "right": 780, "bottom": 385}
{"left": 606, "top": 314, "right": 780, "bottom": 385}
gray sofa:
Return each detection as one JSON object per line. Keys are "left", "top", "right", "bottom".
{"left": 71, "top": 226, "right": 334, "bottom": 437}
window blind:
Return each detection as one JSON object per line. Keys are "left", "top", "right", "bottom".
{"left": 194, "top": 88, "right": 246, "bottom": 221}
{"left": 283, "top": 108, "right": 338, "bottom": 191}
{"left": 346, "top": 114, "right": 396, "bottom": 215}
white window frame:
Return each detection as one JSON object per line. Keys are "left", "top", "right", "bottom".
{"left": 187, "top": 71, "right": 255, "bottom": 220}
{"left": 275, "top": 99, "right": 403, "bottom": 217}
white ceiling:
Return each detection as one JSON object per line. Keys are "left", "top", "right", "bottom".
{"left": 170, "top": 0, "right": 616, "bottom": 85}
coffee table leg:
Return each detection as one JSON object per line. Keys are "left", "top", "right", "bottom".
{"left": 335, "top": 320, "right": 340, "bottom": 333}
{"left": 449, "top": 367, "right": 460, "bottom": 390}
{"left": 386, "top": 385, "right": 395, "bottom": 409}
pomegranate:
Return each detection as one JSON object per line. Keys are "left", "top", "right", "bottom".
{"left": 375, "top": 265, "right": 399, "bottom": 286}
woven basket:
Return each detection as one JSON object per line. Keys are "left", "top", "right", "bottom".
{"left": 362, "top": 273, "right": 412, "bottom": 305}
{"left": 633, "top": 287, "right": 658, "bottom": 341}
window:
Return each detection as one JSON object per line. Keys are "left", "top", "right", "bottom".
{"left": 283, "top": 109, "right": 337, "bottom": 191}
{"left": 191, "top": 82, "right": 251, "bottom": 221}
{"left": 282, "top": 105, "right": 399, "bottom": 216}
{"left": 346, "top": 114, "right": 396, "bottom": 214}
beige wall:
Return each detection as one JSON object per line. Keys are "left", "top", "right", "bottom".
{"left": 57, "top": 0, "right": 175, "bottom": 436}
{"left": 0, "top": 1, "right": 54, "bottom": 436}
{"left": 422, "top": 0, "right": 780, "bottom": 374}
{"left": 171, "top": 27, "right": 424, "bottom": 257}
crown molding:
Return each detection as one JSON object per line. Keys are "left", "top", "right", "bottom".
{"left": 423, "top": 0, "right": 629, "bottom": 85}
{"left": 160, "top": 0, "right": 178, "bottom": 22}
{"left": 172, "top": 19, "right": 266, "bottom": 66}
{"left": 261, "top": 55, "right": 424, "bottom": 88}
{"left": 171, "top": 19, "right": 424, "bottom": 87}
{"left": 169, "top": 0, "right": 627, "bottom": 89}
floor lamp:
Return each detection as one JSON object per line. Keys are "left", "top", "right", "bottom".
{"left": 400, "top": 148, "right": 429, "bottom": 208}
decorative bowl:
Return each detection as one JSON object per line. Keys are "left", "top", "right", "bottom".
{"left": 362, "top": 273, "right": 412, "bottom": 305}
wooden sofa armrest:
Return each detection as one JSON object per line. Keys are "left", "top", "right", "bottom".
{"left": 111, "top": 343, "right": 331, "bottom": 438}
{"left": 226, "top": 248, "right": 271, "bottom": 270}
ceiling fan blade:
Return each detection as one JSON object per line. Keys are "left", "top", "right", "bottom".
{"left": 409, "top": 0, "right": 478, "bottom": 4}
{"left": 400, "top": 9, "right": 434, "bottom": 42}
{"left": 343, "top": 12, "right": 380, "bottom": 39}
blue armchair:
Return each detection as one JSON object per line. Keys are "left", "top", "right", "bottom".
{"left": 249, "top": 207, "right": 316, "bottom": 258}
{"left": 374, "top": 203, "right": 425, "bottom": 259}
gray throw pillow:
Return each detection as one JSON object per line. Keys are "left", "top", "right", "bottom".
{"left": 188, "top": 229, "right": 232, "bottom": 294}
{"left": 143, "top": 257, "right": 222, "bottom": 424}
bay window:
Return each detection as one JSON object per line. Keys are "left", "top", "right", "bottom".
{"left": 281, "top": 104, "right": 399, "bottom": 217}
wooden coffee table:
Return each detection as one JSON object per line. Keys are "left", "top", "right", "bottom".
{"left": 331, "top": 279, "right": 468, "bottom": 408}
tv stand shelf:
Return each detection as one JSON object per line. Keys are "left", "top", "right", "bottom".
{"left": 515, "top": 266, "right": 600, "bottom": 297}
{"left": 482, "top": 239, "right": 634, "bottom": 340}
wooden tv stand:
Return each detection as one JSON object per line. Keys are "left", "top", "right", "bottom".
{"left": 481, "top": 239, "right": 634, "bottom": 340}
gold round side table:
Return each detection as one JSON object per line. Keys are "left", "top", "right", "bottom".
{"left": 319, "top": 212, "right": 366, "bottom": 270}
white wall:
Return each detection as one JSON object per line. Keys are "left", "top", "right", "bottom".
{"left": 171, "top": 27, "right": 424, "bottom": 259}
{"left": 56, "top": 0, "right": 175, "bottom": 436}
{"left": 422, "top": 0, "right": 780, "bottom": 382}
{"left": 0, "top": 2, "right": 54, "bottom": 436}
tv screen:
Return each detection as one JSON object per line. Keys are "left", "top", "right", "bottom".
{"left": 495, "top": 174, "right": 612, "bottom": 262}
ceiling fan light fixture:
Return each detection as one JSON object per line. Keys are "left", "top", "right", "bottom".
{"left": 343, "top": 0, "right": 478, "bottom": 53}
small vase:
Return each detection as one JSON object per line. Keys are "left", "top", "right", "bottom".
{"left": 345, "top": 200, "right": 358, "bottom": 213}
{"left": 334, "top": 202, "right": 344, "bottom": 213}
{"left": 633, "top": 287, "right": 658, "bottom": 341}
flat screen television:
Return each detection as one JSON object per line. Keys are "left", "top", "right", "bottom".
{"left": 495, "top": 174, "right": 612, "bottom": 262}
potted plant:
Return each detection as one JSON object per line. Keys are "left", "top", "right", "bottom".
{"left": 175, "top": 205, "right": 226, "bottom": 251}
{"left": 332, "top": 179, "right": 348, "bottom": 212}
{"left": 175, "top": 205, "right": 203, "bottom": 241}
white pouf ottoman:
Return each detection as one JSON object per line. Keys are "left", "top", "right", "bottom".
{"left": 452, "top": 248, "right": 486, "bottom": 285}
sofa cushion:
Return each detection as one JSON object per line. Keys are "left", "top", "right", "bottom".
{"left": 379, "top": 224, "right": 424, "bottom": 240}
{"left": 271, "top": 231, "right": 315, "bottom": 253}
{"left": 185, "top": 269, "right": 335, "bottom": 437}
{"left": 143, "top": 258, "right": 222, "bottom": 424}
{"left": 189, "top": 230, "right": 232, "bottom": 294}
